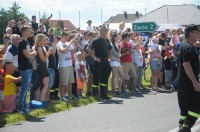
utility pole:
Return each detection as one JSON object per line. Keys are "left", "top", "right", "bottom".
{"left": 59, "top": 11, "right": 61, "bottom": 20}
{"left": 101, "top": 9, "right": 102, "bottom": 24}
{"left": 79, "top": 10, "right": 80, "bottom": 28}
{"left": 167, "top": 7, "right": 169, "bottom": 23}
{"left": 145, "top": 8, "right": 147, "bottom": 22}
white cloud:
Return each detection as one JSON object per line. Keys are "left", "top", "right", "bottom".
{"left": 0, "top": 0, "right": 199, "bottom": 27}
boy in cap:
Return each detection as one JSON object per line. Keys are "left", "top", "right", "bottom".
{"left": 164, "top": 50, "right": 173, "bottom": 90}
{"left": 75, "top": 51, "right": 86, "bottom": 97}
{"left": 85, "top": 20, "right": 94, "bottom": 31}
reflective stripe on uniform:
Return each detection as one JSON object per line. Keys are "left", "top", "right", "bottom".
{"left": 180, "top": 116, "right": 187, "bottom": 120}
{"left": 92, "top": 85, "right": 98, "bottom": 88}
{"left": 50, "top": 90, "right": 55, "bottom": 92}
{"left": 55, "top": 88, "right": 59, "bottom": 91}
{"left": 100, "top": 83, "right": 106, "bottom": 87}
{"left": 183, "top": 124, "right": 189, "bottom": 128}
{"left": 188, "top": 111, "right": 200, "bottom": 118}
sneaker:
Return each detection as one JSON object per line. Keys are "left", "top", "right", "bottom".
{"left": 138, "top": 87, "right": 143, "bottom": 90}
{"left": 18, "top": 110, "right": 25, "bottom": 114}
{"left": 178, "top": 126, "right": 191, "bottom": 132}
{"left": 86, "top": 92, "right": 92, "bottom": 97}
{"left": 101, "top": 94, "right": 111, "bottom": 99}
{"left": 61, "top": 97, "right": 68, "bottom": 102}
{"left": 42, "top": 101, "right": 48, "bottom": 108}
{"left": 165, "top": 86, "right": 172, "bottom": 90}
{"left": 152, "top": 87, "right": 160, "bottom": 92}
{"left": 24, "top": 108, "right": 31, "bottom": 113}
{"left": 68, "top": 96, "right": 76, "bottom": 100}
{"left": 114, "top": 91, "right": 121, "bottom": 96}
{"left": 122, "top": 89, "right": 130, "bottom": 95}
{"left": 134, "top": 88, "right": 141, "bottom": 93}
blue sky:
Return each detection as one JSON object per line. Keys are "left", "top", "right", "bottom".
{"left": 0, "top": 0, "right": 199, "bottom": 28}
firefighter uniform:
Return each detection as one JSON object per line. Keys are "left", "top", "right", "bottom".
{"left": 177, "top": 28, "right": 200, "bottom": 131}
{"left": 89, "top": 37, "right": 112, "bottom": 99}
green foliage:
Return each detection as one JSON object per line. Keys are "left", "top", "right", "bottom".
{"left": 0, "top": 97, "right": 96, "bottom": 127}
{"left": 7, "top": 2, "right": 28, "bottom": 22}
{"left": 41, "top": 12, "right": 47, "bottom": 20}
{"left": 56, "top": 20, "right": 64, "bottom": 31}
{"left": 0, "top": 1, "right": 29, "bottom": 43}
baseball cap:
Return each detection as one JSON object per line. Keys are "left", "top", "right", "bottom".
{"left": 87, "top": 20, "right": 92, "bottom": 23}
{"left": 185, "top": 24, "right": 200, "bottom": 33}
{"left": 165, "top": 50, "right": 172, "bottom": 57}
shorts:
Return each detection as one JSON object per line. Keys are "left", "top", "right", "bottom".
{"left": 86, "top": 64, "right": 94, "bottom": 74}
{"left": 165, "top": 70, "right": 172, "bottom": 81}
{"left": 150, "top": 60, "right": 161, "bottom": 71}
{"left": 121, "top": 62, "right": 137, "bottom": 79}
{"left": 58, "top": 66, "right": 74, "bottom": 85}
{"left": 76, "top": 78, "right": 85, "bottom": 90}
{"left": 0, "top": 90, "right": 3, "bottom": 100}
{"left": 1, "top": 94, "right": 17, "bottom": 113}
{"left": 110, "top": 61, "right": 121, "bottom": 67}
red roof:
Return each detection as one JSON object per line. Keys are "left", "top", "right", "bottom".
{"left": 49, "top": 20, "right": 76, "bottom": 30}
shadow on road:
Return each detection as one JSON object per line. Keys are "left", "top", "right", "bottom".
{"left": 98, "top": 99, "right": 124, "bottom": 104}
{"left": 0, "top": 114, "right": 7, "bottom": 128}
{"left": 26, "top": 116, "right": 46, "bottom": 122}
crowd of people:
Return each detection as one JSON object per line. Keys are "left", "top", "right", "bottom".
{"left": 0, "top": 15, "right": 194, "bottom": 118}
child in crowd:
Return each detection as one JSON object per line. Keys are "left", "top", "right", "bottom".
{"left": 0, "top": 58, "right": 5, "bottom": 112}
{"left": 146, "top": 37, "right": 162, "bottom": 69}
{"left": 170, "top": 29, "right": 179, "bottom": 53}
{"left": 2, "top": 61, "right": 21, "bottom": 113}
{"left": 75, "top": 51, "right": 87, "bottom": 97}
{"left": 164, "top": 50, "right": 173, "bottom": 90}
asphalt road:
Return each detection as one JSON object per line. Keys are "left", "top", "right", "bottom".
{"left": 1, "top": 90, "right": 200, "bottom": 132}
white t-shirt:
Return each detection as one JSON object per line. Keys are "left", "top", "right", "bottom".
{"left": 137, "top": 49, "right": 143, "bottom": 66}
{"left": 130, "top": 39, "right": 136, "bottom": 49}
{"left": 57, "top": 41, "right": 73, "bottom": 67}
{"left": 85, "top": 26, "right": 94, "bottom": 31}
{"left": 75, "top": 60, "right": 86, "bottom": 79}
{"left": 5, "top": 45, "right": 18, "bottom": 68}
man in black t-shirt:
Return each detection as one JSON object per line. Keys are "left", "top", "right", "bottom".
{"left": 87, "top": 27, "right": 112, "bottom": 99}
{"left": 18, "top": 25, "right": 37, "bottom": 113}
{"left": 177, "top": 24, "right": 200, "bottom": 131}
{"left": 31, "top": 15, "right": 39, "bottom": 32}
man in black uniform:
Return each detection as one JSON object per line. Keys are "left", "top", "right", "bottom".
{"left": 177, "top": 24, "right": 200, "bottom": 132}
{"left": 87, "top": 27, "right": 112, "bottom": 99}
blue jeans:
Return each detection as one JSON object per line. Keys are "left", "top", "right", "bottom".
{"left": 18, "top": 69, "right": 32, "bottom": 110}
{"left": 136, "top": 66, "right": 143, "bottom": 88}
{"left": 48, "top": 68, "right": 55, "bottom": 89}
{"left": 30, "top": 70, "right": 39, "bottom": 101}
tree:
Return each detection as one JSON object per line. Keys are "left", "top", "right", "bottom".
{"left": 7, "top": 1, "right": 28, "bottom": 22}
{"left": 0, "top": 1, "right": 28, "bottom": 43}
{"left": 41, "top": 12, "right": 47, "bottom": 20}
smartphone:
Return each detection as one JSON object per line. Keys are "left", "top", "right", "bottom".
{"left": 51, "top": 14, "right": 53, "bottom": 17}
